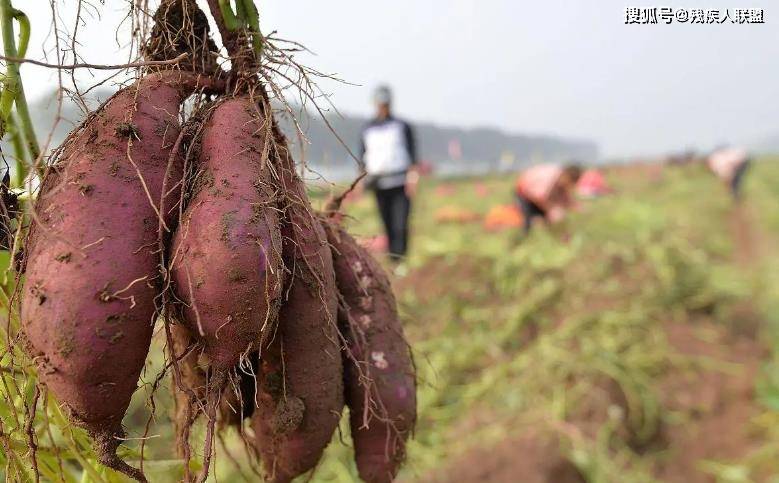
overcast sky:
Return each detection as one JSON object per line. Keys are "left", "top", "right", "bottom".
{"left": 14, "top": 0, "right": 779, "bottom": 158}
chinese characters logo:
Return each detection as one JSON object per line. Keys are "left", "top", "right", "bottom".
{"left": 625, "top": 7, "right": 765, "bottom": 24}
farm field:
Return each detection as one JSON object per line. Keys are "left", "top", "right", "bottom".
{"left": 303, "top": 159, "right": 779, "bottom": 482}
{"left": 4, "top": 159, "right": 779, "bottom": 483}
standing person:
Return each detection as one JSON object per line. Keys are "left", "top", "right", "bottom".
{"left": 707, "top": 145, "right": 751, "bottom": 200}
{"left": 359, "top": 85, "right": 419, "bottom": 261}
{"left": 514, "top": 163, "right": 582, "bottom": 235}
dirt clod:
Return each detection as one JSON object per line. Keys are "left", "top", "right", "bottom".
{"left": 114, "top": 123, "right": 141, "bottom": 139}
{"left": 272, "top": 396, "right": 305, "bottom": 435}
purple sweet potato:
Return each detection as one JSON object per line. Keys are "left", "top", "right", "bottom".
{"left": 170, "top": 97, "right": 282, "bottom": 372}
{"left": 322, "top": 219, "right": 416, "bottom": 483}
{"left": 21, "top": 71, "right": 216, "bottom": 481}
{"left": 250, "top": 120, "right": 344, "bottom": 483}
{"left": 169, "top": 97, "right": 283, "bottom": 480}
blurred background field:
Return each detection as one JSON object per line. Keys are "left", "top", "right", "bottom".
{"left": 111, "top": 158, "right": 779, "bottom": 482}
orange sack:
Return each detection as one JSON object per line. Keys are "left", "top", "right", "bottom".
{"left": 484, "top": 204, "right": 525, "bottom": 231}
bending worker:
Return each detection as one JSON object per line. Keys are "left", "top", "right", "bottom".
{"left": 707, "top": 145, "right": 751, "bottom": 200}
{"left": 515, "top": 163, "right": 582, "bottom": 235}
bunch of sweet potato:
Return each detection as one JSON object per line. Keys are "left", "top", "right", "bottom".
{"left": 20, "top": 2, "right": 414, "bottom": 482}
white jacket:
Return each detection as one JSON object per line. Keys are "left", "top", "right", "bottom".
{"left": 360, "top": 117, "right": 416, "bottom": 189}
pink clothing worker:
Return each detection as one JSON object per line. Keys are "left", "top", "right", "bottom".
{"left": 514, "top": 163, "right": 582, "bottom": 234}
{"left": 707, "top": 146, "right": 751, "bottom": 199}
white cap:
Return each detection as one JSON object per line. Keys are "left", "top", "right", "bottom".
{"left": 373, "top": 85, "right": 392, "bottom": 105}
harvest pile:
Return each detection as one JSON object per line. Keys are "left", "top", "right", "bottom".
{"left": 13, "top": 1, "right": 415, "bottom": 482}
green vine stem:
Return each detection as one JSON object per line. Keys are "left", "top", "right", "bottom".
{"left": 240, "top": 0, "right": 263, "bottom": 57}
{"left": 217, "top": 0, "right": 263, "bottom": 57}
{"left": 11, "top": 6, "right": 26, "bottom": 58}
{"left": 235, "top": 0, "right": 247, "bottom": 22}
{"left": 7, "top": 112, "right": 26, "bottom": 185}
{"left": 0, "top": 1, "right": 40, "bottom": 187}
{"left": 218, "top": 0, "right": 241, "bottom": 30}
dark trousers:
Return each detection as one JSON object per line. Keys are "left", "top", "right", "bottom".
{"left": 730, "top": 160, "right": 751, "bottom": 200}
{"left": 515, "top": 192, "right": 546, "bottom": 235}
{"left": 374, "top": 186, "right": 411, "bottom": 260}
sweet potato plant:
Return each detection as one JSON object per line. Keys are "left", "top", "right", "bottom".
{"left": 0, "top": 1, "right": 415, "bottom": 482}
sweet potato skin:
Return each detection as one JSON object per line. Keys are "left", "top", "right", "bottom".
{"left": 22, "top": 72, "right": 201, "bottom": 435}
{"left": 253, "top": 223, "right": 343, "bottom": 482}
{"left": 323, "top": 220, "right": 416, "bottom": 483}
{"left": 251, "top": 124, "right": 343, "bottom": 483}
{"left": 170, "top": 98, "right": 283, "bottom": 370}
